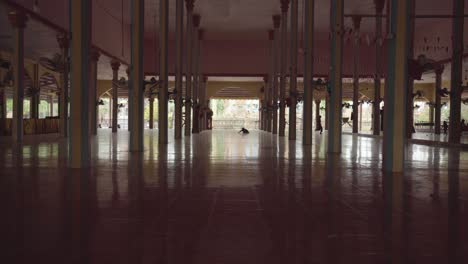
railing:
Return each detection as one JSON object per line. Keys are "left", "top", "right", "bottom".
{"left": 212, "top": 119, "right": 259, "bottom": 129}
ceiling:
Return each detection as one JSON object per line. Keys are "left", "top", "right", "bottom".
{"left": 0, "top": 0, "right": 467, "bottom": 81}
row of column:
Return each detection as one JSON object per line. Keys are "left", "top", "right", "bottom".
{"left": 259, "top": 0, "right": 464, "bottom": 172}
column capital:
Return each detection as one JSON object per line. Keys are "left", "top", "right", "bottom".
{"left": 273, "top": 15, "right": 281, "bottom": 29}
{"left": 268, "top": 29, "right": 275, "bottom": 40}
{"left": 56, "top": 33, "right": 70, "bottom": 49}
{"left": 193, "top": 14, "right": 201, "bottom": 28}
{"left": 185, "top": 0, "right": 195, "bottom": 11}
{"left": 352, "top": 15, "right": 362, "bottom": 29}
{"left": 280, "top": 0, "right": 290, "bottom": 13}
{"left": 374, "top": 0, "right": 385, "bottom": 13}
{"left": 8, "top": 11, "right": 28, "bottom": 28}
{"left": 198, "top": 29, "right": 205, "bottom": 40}
{"left": 111, "top": 60, "right": 121, "bottom": 71}
{"left": 89, "top": 48, "right": 101, "bottom": 62}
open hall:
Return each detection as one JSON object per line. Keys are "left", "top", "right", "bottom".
{"left": 0, "top": 0, "right": 468, "bottom": 263}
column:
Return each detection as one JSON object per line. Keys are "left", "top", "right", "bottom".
{"left": 129, "top": 0, "right": 144, "bottom": 151}
{"left": 69, "top": 0, "right": 91, "bottom": 167}
{"left": 149, "top": 97, "right": 154, "bottom": 129}
{"left": 262, "top": 76, "right": 268, "bottom": 131}
{"left": 289, "top": 0, "right": 298, "bottom": 140}
{"left": 328, "top": 0, "right": 344, "bottom": 153}
{"left": 8, "top": 11, "right": 27, "bottom": 143}
{"left": 272, "top": 15, "right": 281, "bottom": 135}
{"left": 383, "top": 0, "right": 411, "bottom": 172}
{"left": 267, "top": 29, "right": 275, "bottom": 133}
{"left": 434, "top": 66, "right": 443, "bottom": 134}
{"left": 325, "top": 96, "right": 329, "bottom": 130}
{"left": 111, "top": 60, "right": 120, "bottom": 133}
{"left": 278, "top": 0, "right": 289, "bottom": 137}
{"left": 373, "top": 0, "right": 385, "bottom": 136}
{"left": 30, "top": 64, "right": 39, "bottom": 119}
{"left": 49, "top": 96, "right": 53, "bottom": 116}
{"left": 199, "top": 75, "right": 206, "bottom": 131}
{"left": 159, "top": 0, "right": 169, "bottom": 144}
{"left": 201, "top": 75, "right": 208, "bottom": 131}
{"left": 126, "top": 68, "right": 131, "bottom": 131}
{"left": 184, "top": 0, "right": 194, "bottom": 137}
{"left": 174, "top": 0, "right": 184, "bottom": 139}
{"left": 406, "top": 0, "right": 416, "bottom": 140}
{"left": 352, "top": 16, "right": 361, "bottom": 134}
{"left": 192, "top": 16, "right": 201, "bottom": 134}
{"left": 57, "top": 33, "right": 69, "bottom": 137}
{"left": 303, "top": 0, "right": 314, "bottom": 145}
{"left": 0, "top": 88, "right": 5, "bottom": 134}
{"left": 89, "top": 49, "right": 100, "bottom": 135}
{"left": 448, "top": 0, "right": 465, "bottom": 144}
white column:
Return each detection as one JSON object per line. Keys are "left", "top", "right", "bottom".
{"left": 8, "top": 11, "right": 27, "bottom": 143}
{"left": 278, "top": 0, "right": 289, "bottom": 137}
{"left": 111, "top": 60, "right": 120, "bottom": 133}
{"left": 289, "top": 0, "right": 298, "bottom": 140}
{"left": 303, "top": 0, "right": 314, "bottom": 145}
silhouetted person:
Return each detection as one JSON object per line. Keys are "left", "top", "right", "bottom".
{"left": 462, "top": 119, "right": 466, "bottom": 130}
{"left": 239, "top": 127, "right": 249, "bottom": 134}
{"left": 443, "top": 121, "right": 448, "bottom": 135}
{"left": 315, "top": 115, "right": 323, "bottom": 134}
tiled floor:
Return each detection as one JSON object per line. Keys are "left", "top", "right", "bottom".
{"left": 1, "top": 129, "right": 467, "bottom": 263}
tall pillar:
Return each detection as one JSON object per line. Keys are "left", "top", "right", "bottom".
{"left": 184, "top": 0, "right": 194, "bottom": 137}
{"left": 129, "top": 0, "right": 145, "bottom": 151}
{"left": 278, "top": 0, "right": 289, "bottom": 137}
{"left": 30, "top": 64, "right": 39, "bottom": 119}
{"left": 373, "top": 0, "right": 385, "bottom": 136}
{"left": 262, "top": 76, "right": 268, "bottom": 131}
{"left": 89, "top": 49, "right": 100, "bottom": 135}
{"left": 325, "top": 96, "right": 329, "bottom": 130}
{"left": 267, "top": 29, "right": 275, "bottom": 133}
{"left": 192, "top": 17, "right": 201, "bottom": 134}
{"left": 149, "top": 97, "right": 154, "bottom": 129}
{"left": 199, "top": 75, "right": 207, "bottom": 131}
{"left": 289, "top": 0, "right": 298, "bottom": 140}
{"left": 406, "top": 0, "right": 416, "bottom": 139}
{"left": 448, "top": 0, "right": 465, "bottom": 144}
{"left": 0, "top": 88, "right": 5, "bottom": 134}
{"left": 49, "top": 96, "right": 54, "bottom": 116}
{"left": 434, "top": 66, "right": 443, "bottom": 134}
{"left": 352, "top": 16, "right": 361, "bottom": 134}
{"left": 303, "top": 0, "right": 314, "bottom": 145}
{"left": 272, "top": 15, "right": 281, "bottom": 135}
{"left": 69, "top": 0, "right": 91, "bottom": 167}
{"left": 174, "top": 0, "right": 184, "bottom": 139}
{"left": 328, "top": 0, "right": 344, "bottom": 153}
{"left": 159, "top": 0, "right": 169, "bottom": 144}
{"left": 8, "top": 11, "right": 27, "bottom": 143}
{"left": 126, "top": 68, "right": 131, "bottom": 131}
{"left": 111, "top": 60, "right": 120, "bottom": 133}
{"left": 57, "top": 33, "right": 69, "bottom": 137}
{"left": 383, "top": 0, "right": 410, "bottom": 172}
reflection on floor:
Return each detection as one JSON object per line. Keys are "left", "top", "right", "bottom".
{"left": 1, "top": 130, "right": 467, "bottom": 263}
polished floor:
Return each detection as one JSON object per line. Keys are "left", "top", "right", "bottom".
{"left": 1, "top": 130, "right": 467, "bottom": 263}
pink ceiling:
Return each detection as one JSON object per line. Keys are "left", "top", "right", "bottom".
{"left": 0, "top": 0, "right": 467, "bottom": 79}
